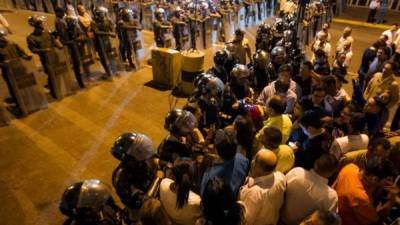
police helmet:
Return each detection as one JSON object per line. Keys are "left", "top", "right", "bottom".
{"left": 254, "top": 50, "right": 269, "bottom": 65}
{"left": 0, "top": 28, "right": 7, "bottom": 38}
{"left": 260, "top": 23, "right": 272, "bottom": 33}
{"left": 271, "top": 46, "right": 286, "bottom": 58}
{"left": 274, "top": 18, "right": 285, "bottom": 33}
{"left": 194, "top": 73, "right": 225, "bottom": 96}
{"left": 94, "top": 6, "right": 108, "bottom": 18}
{"left": 111, "top": 133, "right": 156, "bottom": 162}
{"left": 155, "top": 8, "right": 165, "bottom": 15}
{"left": 214, "top": 50, "right": 228, "bottom": 66}
{"left": 164, "top": 109, "right": 198, "bottom": 135}
{"left": 231, "top": 64, "right": 250, "bottom": 80}
{"left": 28, "top": 15, "right": 46, "bottom": 28}
{"left": 59, "top": 179, "right": 112, "bottom": 217}
{"left": 119, "top": 7, "right": 133, "bottom": 17}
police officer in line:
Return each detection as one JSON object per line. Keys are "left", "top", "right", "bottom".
{"left": 111, "top": 133, "right": 159, "bottom": 224}
{"left": 255, "top": 22, "right": 273, "bottom": 51}
{"left": 59, "top": 179, "right": 123, "bottom": 225}
{"left": 117, "top": 7, "right": 142, "bottom": 70}
{"left": 153, "top": 8, "right": 172, "bottom": 48}
{"left": 27, "top": 15, "right": 63, "bottom": 99}
{"left": 92, "top": 6, "right": 117, "bottom": 78}
{"left": 55, "top": 7, "right": 90, "bottom": 88}
{"left": 0, "top": 29, "right": 32, "bottom": 110}
{"left": 171, "top": 7, "right": 187, "bottom": 51}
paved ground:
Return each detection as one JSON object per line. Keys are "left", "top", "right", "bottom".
{"left": 0, "top": 7, "right": 396, "bottom": 225}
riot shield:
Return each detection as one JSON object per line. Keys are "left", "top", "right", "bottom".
{"left": 80, "top": 41, "right": 95, "bottom": 68}
{"left": 47, "top": 48, "right": 77, "bottom": 99}
{"left": 34, "top": 0, "right": 44, "bottom": 11}
{"left": 142, "top": 2, "right": 155, "bottom": 30}
{"left": 6, "top": 58, "right": 48, "bottom": 116}
{"left": 110, "top": 37, "right": 124, "bottom": 72}
{"left": 43, "top": 0, "right": 55, "bottom": 13}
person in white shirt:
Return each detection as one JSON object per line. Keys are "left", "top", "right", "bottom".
{"left": 240, "top": 149, "right": 286, "bottom": 225}
{"left": 311, "top": 33, "right": 331, "bottom": 62}
{"left": 316, "top": 23, "right": 331, "bottom": 43}
{"left": 382, "top": 23, "right": 399, "bottom": 46}
{"left": 281, "top": 154, "right": 339, "bottom": 225}
{"left": 336, "top": 26, "right": 354, "bottom": 52}
{"left": 330, "top": 113, "right": 369, "bottom": 159}
{"left": 160, "top": 159, "right": 202, "bottom": 225}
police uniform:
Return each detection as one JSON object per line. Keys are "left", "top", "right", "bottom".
{"left": 92, "top": 13, "right": 116, "bottom": 76}
{"left": 117, "top": 11, "right": 142, "bottom": 69}
{"left": 27, "top": 30, "right": 60, "bottom": 98}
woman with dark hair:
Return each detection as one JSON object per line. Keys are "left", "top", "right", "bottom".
{"left": 234, "top": 115, "right": 255, "bottom": 161}
{"left": 196, "top": 178, "right": 246, "bottom": 225}
{"left": 159, "top": 159, "right": 201, "bottom": 225}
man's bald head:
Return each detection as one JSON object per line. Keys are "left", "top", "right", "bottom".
{"left": 251, "top": 149, "right": 277, "bottom": 177}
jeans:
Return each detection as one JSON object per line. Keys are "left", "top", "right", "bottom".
{"left": 376, "top": 5, "right": 388, "bottom": 23}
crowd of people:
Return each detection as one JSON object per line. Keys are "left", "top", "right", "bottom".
{"left": 1, "top": 0, "right": 400, "bottom": 224}
{"left": 56, "top": 3, "right": 400, "bottom": 225}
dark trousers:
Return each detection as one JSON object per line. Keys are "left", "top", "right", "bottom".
{"left": 367, "top": 8, "right": 377, "bottom": 22}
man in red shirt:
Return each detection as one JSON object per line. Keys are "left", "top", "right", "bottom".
{"left": 333, "top": 158, "right": 397, "bottom": 225}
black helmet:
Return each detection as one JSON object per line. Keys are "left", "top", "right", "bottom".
{"left": 254, "top": 50, "right": 269, "bottom": 65}
{"left": 274, "top": 18, "right": 285, "bottom": 33}
{"left": 28, "top": 15, "right": 46, "bottom": 28}
{"left": 164, "top": 109, "right": 198, "bottom": 135}
{"left": 259, "top": 23, "right": 272, "bottom": 33}
{"left": 94, "top": 6, "right": 108, "bottom": 19}
{"left": 119, "top": 7, "right": 133, "bottom": 19}
{"left": 111, "top": 133, "right": 156, "bottom": 162}
{"left": 271, "top": 46, "right": 286, "bottom": 58}
{"left": 214, "top": 50, "right": 228, "bottom": 66}
{"left": 231, "top": 64, "right": 250, "bottom": 80}
{"left": 59, "top": 179, "right": 112, "bottom": 218}
{"left": 194, "top": 73, "right": 225, "bottom": 96}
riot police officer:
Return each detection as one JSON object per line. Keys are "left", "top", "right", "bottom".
{"left": 27, "top": 15, "right": 63, "bottom": 99}
{"left": 153, "top": 8, "right": 173, "bottom": 48}
{"left": 271, "top": 18, "right": 285, "bottom": 47}
{"left": 267, "top": 46, "right": 286, "bottom": 81}
{"left": 57, "top": 13, "right": 90, "bottom": 88}
{"left": 193, "top": 73, "right": 225, "bottom": 129}
{"left": 256, "top": 22, "right": 273, "bottom": 51}
{"left": 92, "top": 6, "right": 118, "bottom": 78}
{"left": 229, "top": 64, "right": 254, "bottom": 101}
{"left": 171, "top": 7, "right": 187, "bottom": 51}
{"left": 158, "top": 109, "right": 198, "bottom": 165}
{"left": 0, "top": 29, "right": 34, "bottom": 112}
{"left": 59, "top": 179, "right": 123, "bottom": 225}
{"left": 250, "top": 50, "right": 269, "bottom": 92}
{"left": 207, "top": 50, "right": 230, "bottom": 83}
{"left": 117, "top": 8, "right": 142, "bottom": 70}
{"left": 111, "top": 133, "right": 159, "bottom": 224}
